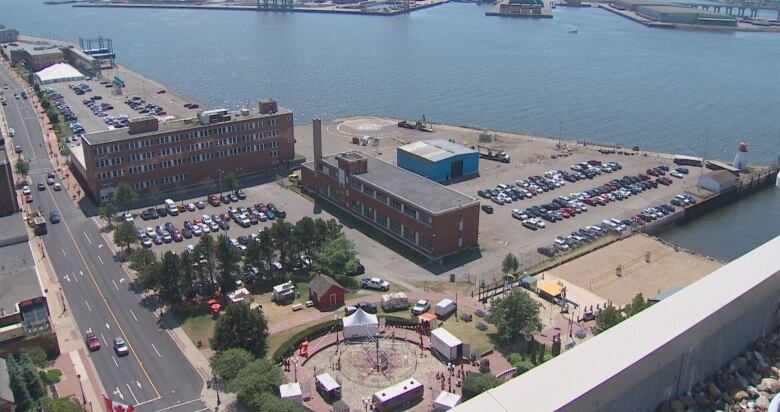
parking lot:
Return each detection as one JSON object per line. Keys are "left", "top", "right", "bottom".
{"left": 46, "top": 67, "right": 204, "bottom": 136}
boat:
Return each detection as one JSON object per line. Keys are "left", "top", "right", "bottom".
{"left": 569, "top": 29, "right": 578, "bottom": 33}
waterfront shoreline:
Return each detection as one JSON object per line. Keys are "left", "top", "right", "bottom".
{"left": 70, "top": 0, "right": 450, "bottom": 16}
{"left": 597, "top": 3, "right": 780, "bottom": 33}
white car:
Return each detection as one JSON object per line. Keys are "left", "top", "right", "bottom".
{"left": 670, "top": 170, "right": 683, "bottom": 179}
{"left": 192, "top": 225, "right": 203, "bottom": 236}
{"left": 202, "top": 214, "right": 212, "bottom": 225}
{"left": 145, "top": 226, "right": 156, "bottom": 237}
{"left": 8, "top": 128, "right": 14, "bottom": 137}
{"left": 53, "top": 183, "right": 62, "bottom": 191}
{"left": 122, "top": 212, "right": 134, "bottom": 222}
{"left": 186, "top": 203, "right": 196, "bottom": 211}
{"left": 22, "top": 185, "right": 31, "bottom": 195}
{"left": 200, "top": 223, "right": 210, "bottom": 234}
{"left": 412, "top": 300, "right": 430, "bottom": 315}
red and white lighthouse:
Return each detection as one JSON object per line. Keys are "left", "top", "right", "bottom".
{"left": 733, "top": 140, "right": 748, "bottom": 171}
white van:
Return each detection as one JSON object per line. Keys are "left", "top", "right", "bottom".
{"left": 165, "top": 199, "right": 179, "bottom": 216}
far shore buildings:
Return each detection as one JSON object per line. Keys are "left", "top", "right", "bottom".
{"left": 301, "top": 120, "right": 479, "bottom": 260}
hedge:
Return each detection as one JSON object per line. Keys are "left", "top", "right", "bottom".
{"left": 381, "top": 315, "right": 417, "bottom": 328}
{"left": 271, "top": 319, "right": 342, "bottom": 364}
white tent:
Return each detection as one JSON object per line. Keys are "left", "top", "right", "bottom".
{"left": 279, "top": 382, "right": 302, "bottom": 403}
{"left": 342, "top": 308, "right": 378, "bottom": 339}
{"left": 434, "top": 391, "right": 462, "bottom": 410}
{"left": 34, "top": 63, "right": 85, "bottom": 85}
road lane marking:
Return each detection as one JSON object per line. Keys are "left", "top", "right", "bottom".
{"left": 43, "top": 148, "right": 161, "bottom": 399}
{"left": 101, "top": 333, "right": 107, "bottom": 347}
{"left": 131, "top": 395, "right": 161, "bottom": 408}
{"left": 136, "top": 380, "right": 142, "bottom": 389}
{"left": 112, "top": 279, "right": 119, "bottom": 290}
{"left": 126, "top": 383, "right": 140, "bottom": 405}
{"left": 85, "top": 300, "right": 92, "bottom": 312}
{"left": 83, "top": 232, "right": 92, "bottom": 245}
{"left": 79, "top": 270, "right": 83, "bottom": 277}
{"left": 106, "top": 322, "right": 110, "bottom": 330}
{"left": 62, "top": 249, "right": 67, "bottom": 258}
{"left": 63, "top": 274, "right": 70, "bottom": 283}
{"left": 98, "top": 255, "right": 104, "bottom": 265}
{"left": 151, "top": 343, "right": 162, "bottom": 359}
{"left": 129, "top": 309, "right": 138, "bottom": 322}
{"left": 152, "top": 398, "right": 202, "bottom": 412}
{"left": 113, "top": 385, "right": 123, "bottom": 398}
{"left": 113, "top": 357, "right": 119, "bottom": 368}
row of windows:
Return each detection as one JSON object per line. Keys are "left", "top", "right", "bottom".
{"left": 131, "top": 174, "right": 186, "bottom": 190}
{"left": 350, "top": 180, "right": 432, "bottom": 227}
{"left": 349, "top": 198, "right": 432, "bottom": 252}
{"left": 96, "top": 141, "right": 282, "bottom": 168}
{"left": 94, "top": 126, "right": 282, "bottom": 155}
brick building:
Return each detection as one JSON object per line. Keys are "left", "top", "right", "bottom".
{"left": 301, "top": 120, "right": 479, "bottom": 260}
{"left": 74, "top": 100, "right": 297, "bottom": 203}
{"left": 9, "top": 46, "right": 65, "bottom": 71}
{"left": 308, "top": 274, "right": 345, "bottom": 310}
{"left": 0, "top": 151, "right": 19, "bottom": 217}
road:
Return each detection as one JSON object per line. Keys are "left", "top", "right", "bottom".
{"left": 0, "top": 68, "right": 207, "bottom": 412}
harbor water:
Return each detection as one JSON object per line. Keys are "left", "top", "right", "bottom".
{"left": 2, "top": 0, "right": 778, "bottom": 260}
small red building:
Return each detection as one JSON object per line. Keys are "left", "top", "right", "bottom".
{"left": 309, "top": 274, "right": 345, "bottom": 310}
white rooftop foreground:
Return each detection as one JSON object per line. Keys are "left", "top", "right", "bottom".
{"left": 453, "top": 235, "right": 780, "bottom": 411}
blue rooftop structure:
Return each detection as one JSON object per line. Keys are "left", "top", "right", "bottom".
{"left": 397, "top": 139, "right": 479, "bottom": 183}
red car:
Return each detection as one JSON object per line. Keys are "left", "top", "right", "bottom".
{"left": 85, "top": 329, "right": 100, "bottom": 351}
{"left": 208, "top": 195, "right": 220, "bottom": 207}
{"left": 639, "top": 173, "right": 650, "bottom": 181}
{"left": 583, "top": 198, "right": 597, "bottom": 206}
{"left": 24, "top": 194, "right": 33, "bottom": 203}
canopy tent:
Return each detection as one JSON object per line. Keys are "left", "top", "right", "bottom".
{"left": 342, "top": 308, "right": 378, "bottom": 339}
{"left": 279, "top": 383, "right": 302, "bottom": 403}
{"left": 434, "top": 391, "right": 462, "bottom": 410}
{"left": 538, "top": 281, "right": 563, "bottom": 298}
{"left": 34, "top": 63, "right": 85, "bottom": 85}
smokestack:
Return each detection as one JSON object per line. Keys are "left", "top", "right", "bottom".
{"left": 313, "top": 119, "right": 323, "bottom": 175}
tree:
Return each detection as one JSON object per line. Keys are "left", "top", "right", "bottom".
{"left": 100, "top": 202, "right": 117, "bottom": 228}
{"left": 6, "top": 357, "right": 32, "bottom": 411}
{"left": 625, "top": 293, "right": 651, "bottom": 317}
{"left": 129, "top": 247, "right": 156, "bottom": 273}
{"left": 313, "top": 234, "right": 359, "bottom": 278}
{"left": 18, "top": 351, "right": 46, "bottom": 400}
{"left": 488, "top": 289, "right": 543, "bottom": 346}
{"left": 292, "top": 217, "right": 315, "bottom": 258}
{"left": 22, "top": 346, "right": 48, "bottom": 368}
{"left": 225, "top": 358, "right": 283, "bottom": 403}
{"left": 270, "top": 220, "right": 293, "bottom": 270}
{"left": 462, "top": 373, "right": 501, "bottom": 400}
{"left": 211, "top": 304, "right": 268, "bottom": 357}
{"left": 179, "top": 250, "right": 195, "bottom": 297}
{"left": 158, "top": 251, "right": 183, "bottom": 304}
{"left": 222, "top": 173, "right": 238, "bottom": 193}
{"left": 196, "top": 234, "right": 217, "bottom": 291}
{"left": 249, "top": 392, "right": 307, "bottom": 412}
{"left": 113, "top": 221, "right": 138, "bottom": 253}
{"left": 216, "top": 234, "right": 240, "bottom": 294}
{"left": 595, "top": 305, "right": 625, "bottom": 335}
{"left": 210, "top": 348, "right": 255, "bottom": 384}
{"left": 502, "top": 253, "right": 519, "bottom": 274}
{"left": 114, "top": 183, "right": 138, "bottom": 212}
{"left": 15, "top": 157, "right": 30, "bottom": 177}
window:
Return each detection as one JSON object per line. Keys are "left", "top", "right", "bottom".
{"left": 389, "top": 198, "right": 402, "bottom": 211}
{"left": 376, "top": 192, "right": 388, "bottom": 204}
{"left": 351, "top": 181, "right": 361, "bottom": 191}
{"left": 389, "top": 219, "right": 401, "bottom": 235}
{"left": 403, "top": 226, "right": 416, "bottom": 243}
{"left": 376, "top": 212, "right": 388, "bottom": 228}
{"left": 419, "top": 213, "right": 432, "bottom": 226}
{"left": 362, "top": 206, "right": 374, "bottom": 220}
{"left": 350, "top": 200, "right": 361, "bottom": 214}
{"left": 363, "top": 185, "right": 375, "bottom": 197}
{"left": 403, "top": 204, "right": 417, "bottom": 219}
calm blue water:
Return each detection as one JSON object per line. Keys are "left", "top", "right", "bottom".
{"left": 3, "top": 0, "right": 779, "bottom": 259}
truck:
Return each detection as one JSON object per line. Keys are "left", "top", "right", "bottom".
{"left": 361, "top": 277, "right": 390, "bottom": 291}
{"left": 430, "top": 328, "right": 464, "bottom": 361}
{"left": 33, "top": 216, "right": 47, "bottom": 235}
{"left": 381, "top": 292, "right": 409, "bottom": 312}
{"left": 477, "top": 145, "right": 510, "bottom": 163}
{"left": 164, "top": 199, "right": 179, "bottom": 216}
{"left": 435, "top": 299, "right": 457, "bottom": 319}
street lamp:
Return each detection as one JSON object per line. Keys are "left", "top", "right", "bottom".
{"left": 77, "top": 373, "right": 86, "bottom": 406}
{"left": 218, "top": 169, "right": 225, "bottom": 196}
{"left": 212, "top": 375, "right": 221, "bottom": 411}
{"left": 292, "top": 358, "right": 299, "bottom": 382}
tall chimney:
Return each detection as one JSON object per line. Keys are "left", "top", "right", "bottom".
{"left": 313, "top": 118, "right": 323, "bottom": 176}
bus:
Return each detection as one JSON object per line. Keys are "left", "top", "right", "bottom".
{"left": 372, "top": 378, "right": 423, "bottom": 412}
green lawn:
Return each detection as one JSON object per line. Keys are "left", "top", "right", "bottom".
{"left": 172, "top": 306, "right": 216, "bottom": 350}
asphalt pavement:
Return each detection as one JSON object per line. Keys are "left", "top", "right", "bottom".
{"left": 0, "top": 67, "right": 206, "bottom": 412}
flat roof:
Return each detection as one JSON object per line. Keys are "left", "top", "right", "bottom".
{"left": 82, "top": 106, "right": 292, "bottom": 146}
{"left": 278, "top": 383, "right": 302, "bottom": 398}
{"left": 452, "top": 235, "right": 780, "bottom": 411}
{"left": 373, "top": 378, "right": 422, "bottom": 401}
{"left": 435, "top": 391, "right": 462, "bottom": 408}
{"left": 315, "top": 373, "right": 340, "bottom": 392}
{"left": 0, "top": 214, "right": 29, "bottom": 248}
{"left": 26, "top": 47, "right": 62, "bottom": 56}
{"left": 538, "top": 281, "right": 563, "bottom": 297}
{"left": 306, "top": 151, "right": 477, "bottom": 214}
{"left": 398, "top": 139, "right": 477, "bottom": 163}
{"left": 431, "top": 327, "right": 462, "bottom": 348}
{"left": 0, "top": 241, "right": 43, "bottom": 317}
{"left": 0, "top": 150, "right": 9, "bottom": 166}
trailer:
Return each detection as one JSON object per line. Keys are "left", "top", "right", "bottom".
{"left": 430, "top": 328, "right": 464, "bottom": 361}
{"left": 435, "top": 299, "right": 457, "bottom": 319}
{"left": 477, "top": 145, "right": 510, "bottom": 163}
{"left": 381, "top": 292, "right": 409, "bottom": 312}
{"left": 372, "top": 378, "right": 424, "bottom": 412}
{"left": 272, "top": 281, "right": 295, "bottom": 304}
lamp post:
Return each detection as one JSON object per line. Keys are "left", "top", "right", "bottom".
{"left": 77, "top": 373, "right": 86, "bottom": 406}
{"left": 218, "top": 169, "right": 225, "bottom": 196}
{"left": 293, "top": 358, "right": 299, "bottom": 382}
{"left": 212, "top": 375, "right": 221, "bottom": 412}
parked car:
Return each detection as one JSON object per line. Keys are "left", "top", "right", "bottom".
{"left": 361, "top": 277, "right": 390, "bottom": 291}
{"left": 481, "top": 204, "right": 494, "bottom": 214}
{"left": 85, "top": 329, "right": 100, "bottom": 351}
{"left": 412, "top": 299, "right": 430, "bottom": 315}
